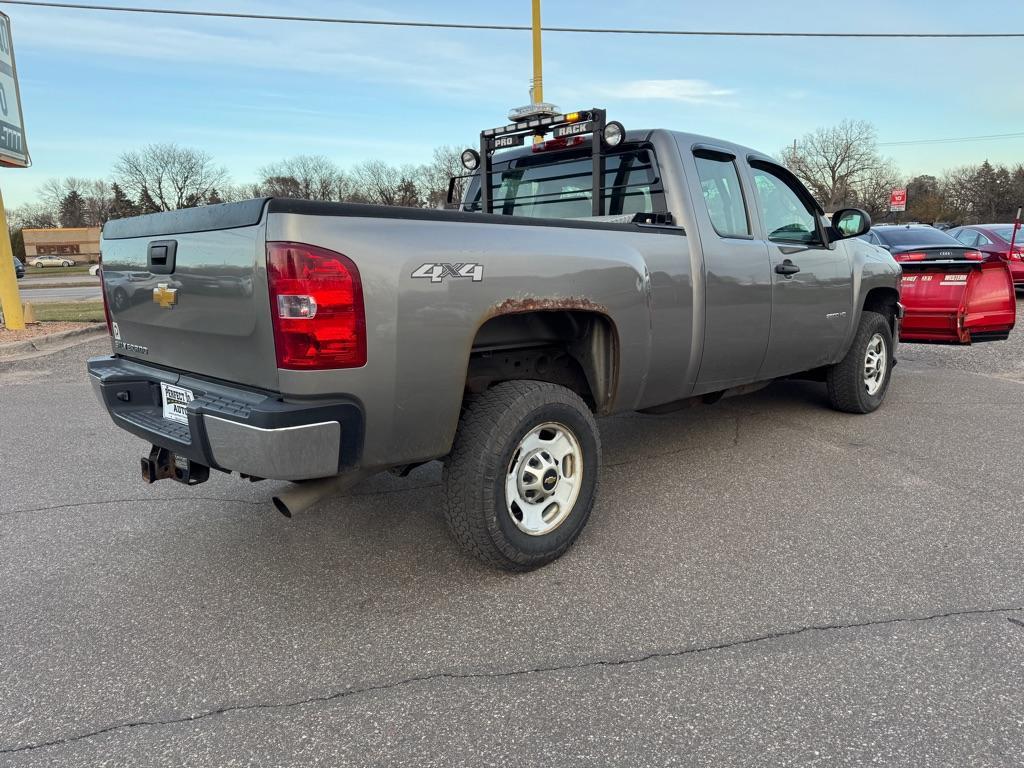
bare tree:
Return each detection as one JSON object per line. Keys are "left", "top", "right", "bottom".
{"left": 417, "top": 145, "right": 468, "bottom": 208}
{"left": 781, "top": 120, "right": 894, "bottom": 212}
{"left": 7, "top": 202, "right": 57, "bottom": 230}
{"left": 852, "top": 159, "right": 903, "bottom": 220}
{"left": 34, "top": 177, "right": 112, "bottom": 226}
{"left": 113, "top": 143, "right": 229, "bottom": 211}
{"left": 257, "top": 155, "right": 342, "bottom": 200}
{"left": 351, "top": 160, "right": 424, "bottom": 207}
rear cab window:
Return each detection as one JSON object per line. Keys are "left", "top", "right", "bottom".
{"left": 693, "top": 150, "right": 751, "bottom": 238}
{"left": 463, "top": 145, "right": 667, "bottom": 219}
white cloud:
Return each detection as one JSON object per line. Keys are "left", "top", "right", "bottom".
{"left": 606, "top": 79, "right": 735, "bottom": 104}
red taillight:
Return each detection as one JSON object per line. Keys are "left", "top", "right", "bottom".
{"left": 266, "top": 242, "right": 366, "bottom": 369}
{"left": 1009, "top": 248, "right": 1024, "bottom": 260}
{"left": 964, "top": 250, "right": 984, "bottom": 261}
{"left": 894, "top": 252, "right": 927, "bottom": 262}
{"left": 99, "top": 266, "right": 113, "bottom": 335}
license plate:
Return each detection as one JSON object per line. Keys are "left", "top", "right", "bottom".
{"left": 160, "top": 382, "right": 194, "bottom": 424}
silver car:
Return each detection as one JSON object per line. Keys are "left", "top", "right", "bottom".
{"left": 30, "top": 254, "right": 76, "bottom": 268}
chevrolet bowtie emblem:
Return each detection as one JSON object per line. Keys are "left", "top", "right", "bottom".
{"left": 153, "top": 283, "right": 178, "bottom": 309}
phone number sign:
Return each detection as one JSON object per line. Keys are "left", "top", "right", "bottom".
{"left": 0, "top": 12, "right": 29, "bottom": 168}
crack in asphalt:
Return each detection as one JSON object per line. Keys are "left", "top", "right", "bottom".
{"left": 0, "top": 497, "right": 266, "bottom": 519}
{"left": 2, "top": 605, "right": 1020, "bottom": 755}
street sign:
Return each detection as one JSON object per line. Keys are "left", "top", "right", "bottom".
{"left": 890, "top": 188, "right": 907, "bottom": 212}
{"left": 0, "top": 12, "right": 29, "bottom": 168}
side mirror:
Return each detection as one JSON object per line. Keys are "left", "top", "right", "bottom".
{"left": 831, "top": 208, "right": 872, "bottom": 239}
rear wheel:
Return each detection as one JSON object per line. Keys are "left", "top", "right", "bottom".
{"left": 443, "top": 380, "right": 600, "bottom": 571}
{"left": 826, "top": 310, "right": 893, "bottom": 414}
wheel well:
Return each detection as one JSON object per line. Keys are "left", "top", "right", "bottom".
{"left": 863, "top": 287, "right": 900, "bottom": 331}
{"left": 466, "top": 310, "right": 619, "bottom": 414}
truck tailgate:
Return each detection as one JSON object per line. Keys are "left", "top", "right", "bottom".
{"left": 100, "top": 199, "right": 279, "bottom": 390}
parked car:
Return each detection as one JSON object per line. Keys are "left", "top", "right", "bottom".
{"left": 88, "top": 110, "right": 902, "bottom": 570}
{"left": 89, "top": 263, "right": 101, "bottom": 276}
{"left": 947, "top": 223, "right": 1024, "bottom": 292}
{"left": 12, "top": 256, "right": 24, "bottom": 279}
{"left": 30, "top": 254, "right": 76, "bottom": 268}
{"left": 863, "top": 225, "right": 1016, "bottom": 344}
{"left": 861, "top": 224, "right": 982, "bottom": 262}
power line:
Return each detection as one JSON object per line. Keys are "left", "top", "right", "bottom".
{"left": 2, "top": 0, "right": 1024, "bottom": 38}
{"left": 879, "top": 132, "right": 1024, "bottom": 147}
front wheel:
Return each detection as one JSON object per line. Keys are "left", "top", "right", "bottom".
{"left": 826, "top": 310, "right": 894, "bottom": 414}
{"left": 443, "top": 380, "right": 600, "bottom": 571}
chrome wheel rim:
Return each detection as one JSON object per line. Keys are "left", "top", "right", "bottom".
{"left": 505, "top": 421, "right": 583, "bottom": 536}
{"left": 863, "top": 333, "right": 887, "bottom": 396}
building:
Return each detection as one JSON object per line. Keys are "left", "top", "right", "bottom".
{"left": 22, "top": 227, "right": 102, "bottom": 264}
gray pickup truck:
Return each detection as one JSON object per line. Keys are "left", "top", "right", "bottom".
{"left": 89, "top": 109, "right": 901, "bottom": 570}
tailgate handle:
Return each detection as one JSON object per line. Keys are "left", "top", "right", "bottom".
{"left": 148, "top": 240, "right": 177, "bottom": 275}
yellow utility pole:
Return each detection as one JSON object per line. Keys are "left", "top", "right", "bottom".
{"left": 531, "top": 0, "right": 544, "bottom": 105}
{"left": 0, "top": 186, "right": 24, "bottom": 330}
{"left": 0, "top": 11, "right": 30, "bottom": 331}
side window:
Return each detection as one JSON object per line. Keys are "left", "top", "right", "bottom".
{"left": 977, "top": 233, "right": 993, "bottom": 246}
{"left": 750, "top": 163, "right": 821, "bottom": 245}
{"left": 954, "top": 229, "right": 979, "bottom": 247}
{"left": 693, "top": 151, "right": 750, "bottom": 238}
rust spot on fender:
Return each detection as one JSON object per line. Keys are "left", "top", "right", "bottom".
{"left": 486, "top": 296, "right": 609, "bottom": 320}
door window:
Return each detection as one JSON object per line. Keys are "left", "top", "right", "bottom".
{"left": 750, "top": 163, "right": 821, "bottom": 245}
{"left": 694, "top": 151, "right": 751, "bottom": 238}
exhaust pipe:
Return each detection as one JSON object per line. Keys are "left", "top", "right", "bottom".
{"left": 271, "top": 470, "right": 372, "bottom": 517}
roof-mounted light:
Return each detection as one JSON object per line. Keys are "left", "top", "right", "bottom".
{"left": 508, "top": 102, "right": 561, "bottom": 122}
{"left": 603, "top": 121, "right": 625, "bottom": 147}
{"left": 460, "top": 149, "right": 480, "bottom": 171}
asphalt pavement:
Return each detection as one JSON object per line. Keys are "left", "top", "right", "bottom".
{"left": 1, "top": 312, "right": 1022, "bottom": 767}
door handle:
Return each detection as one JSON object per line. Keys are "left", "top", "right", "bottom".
{"left": 775, "top": 259, "right": 800, "bottom": 277}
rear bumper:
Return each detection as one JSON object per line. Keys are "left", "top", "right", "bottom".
{"left": 87, "top": 356, "right": 363, "bottom": 481}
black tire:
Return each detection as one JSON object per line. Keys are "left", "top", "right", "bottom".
{"left": 442, "top": 380, "right": 600, "bottom": 571}
{"left": 826, "top": 310, "right": 893, "bottom": 414}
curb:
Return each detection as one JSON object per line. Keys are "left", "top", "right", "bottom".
{"left": 0, "top": 325, "right": 107, "bottom": 357}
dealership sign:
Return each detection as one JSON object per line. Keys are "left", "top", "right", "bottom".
{"left": 889, "top": 188, "right": 907, "bottom": 212}
{"left": 0, "top": 12, "right": 29, "bottom": 168}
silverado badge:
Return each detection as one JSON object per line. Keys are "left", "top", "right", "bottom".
{"left": 153, "top": 283, "right": 178, "bottom": 309}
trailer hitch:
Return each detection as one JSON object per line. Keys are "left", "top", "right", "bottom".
{"left": 141, "top": 445, "right": 210, "bottom": 486}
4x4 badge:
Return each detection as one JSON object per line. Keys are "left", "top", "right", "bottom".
{"left": 153, "top": 283, "right": 178, "bottom": 308}
{"left": 412, "top": 263, "right": 484, "bottom": 284}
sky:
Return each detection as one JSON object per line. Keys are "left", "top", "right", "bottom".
{"left": 2, "top": 0, "right": 1024, "bottom": 207}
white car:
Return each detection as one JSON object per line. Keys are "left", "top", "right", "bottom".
{"left": 30, "top": 254, "right": 75, "bottom": 268}
{"left": 89, "top": 264, "right": 101, "bottom": 276}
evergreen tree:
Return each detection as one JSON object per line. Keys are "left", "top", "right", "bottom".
{"left": 58, "top": 190, "right": 87, "bottom": 228}
{"left": 109, "top": 183, "right": 139, "bottom": 220}
{"left": 206, "top": 188, "right": 224, "bottom": 205}
{"left": 137, "top": 187, "right": 161, "bottom": 214}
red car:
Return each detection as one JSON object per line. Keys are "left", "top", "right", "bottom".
{"left": 948, "top": 224, "right": 1024, "bottom": 292}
